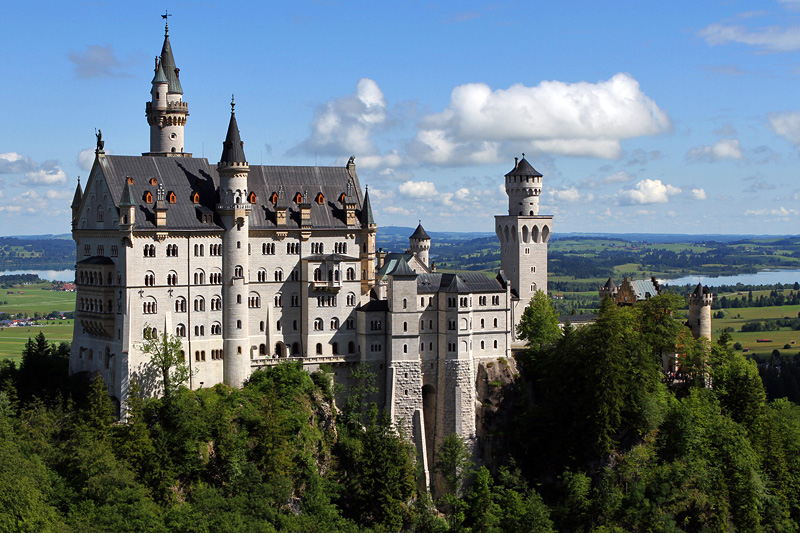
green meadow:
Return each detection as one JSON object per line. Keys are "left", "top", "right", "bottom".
{"left": 0, "top": 282, "right": 76, "bottom": 314}
{"left": 712, "top": 303, "right": 800, "bottom": 360}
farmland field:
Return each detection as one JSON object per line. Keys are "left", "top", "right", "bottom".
{"left": 0, "top": 321, "right": 74, "bottom": 363}
{"left": 0, "top": 282, "right": 76, "bottom": 314}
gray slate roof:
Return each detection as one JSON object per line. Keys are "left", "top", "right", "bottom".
{"left": 629, "top": 279, "right": 659, "bottom": 300}
{"left": 220, "top": 110, "right": 246, "bottom": 165}
{"left": 410, "top": 223, "right": 430, "bottom": 240}
{"left": 416, "top": 272, "right": 505, "bottom": 294}
{"left": 387, "top": 258, "right": 416, "bottom": 278}
{"left": 159, "top": 33, "right": 183, "bottom": 94}
{"left": 360, "top": 188, "right": 375, "bottom": 226}
{"left": 97, "top": 155, "right": 366, "bottom": 232}
{"left": 376, "top": 253, "right": 415, "bottom": 280}
{"left": 505, "top": 156, "right": 542, "bottom": 178}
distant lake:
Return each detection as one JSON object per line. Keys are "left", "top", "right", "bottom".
{"left": 0, "top": 269, "right": 75, "bottom": 283}
{"left": 662, "top": 269, "right": 800, "bottom": 288}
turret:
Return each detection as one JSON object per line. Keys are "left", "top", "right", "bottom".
{"left": 360, "top": 186, "right": 377, "bottom": 295}
{"left": 688, "top": 283, "right": 713, "bottom": 341}
{"left": 505, "top": 153, "right": 542, "bottom": 216}
{"left": 217, "top": 97, "right": 252, "bottom": 387}
{"left": 71, "top": 178, "right": 83, "bottom": 229}
{"left": 119, "top": 177, "right": 135, "bottom": 230}
{"left": 144, "top": 19, "right": 190, "bottom": 157}
{"left": 409, "top": 221, "right": 431, "bottom": 269}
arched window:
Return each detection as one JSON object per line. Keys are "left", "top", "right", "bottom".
{"left": 346, "top": 267, "right": 355, "bottom": 281}
{"left": 403, "top": 321, "right": 408, "bottom": 332}
{"left": 168, "top": 191, "right": 176, "bottom": 204}
{"left": 316, "top": 343, "right": 323, "bottom": 355}
{"left": 234, "top": 265, "right": 243, "bottom": 278}
{"left": 494, "top": 340, "right": 498, "bottom": 349}
{"left": 274, "top": 269, "right": 283, "bottom": 282}
{"left": 403, "top": 298, "right": 407, "bottom": 309}
{"left": 331, "top": 317, "right": 340, "bottom": 330}
{"left": 191, "top": 192, "right": 200, "bottom": 204}
{"left": 348, "top": 341, "right": 355, "bottom": 353}
{"left": 314, "top": 318, "right": 323, "bottom": 331}
{"left": 211, "top": 322, "right": 221, "bottom": 335}
{"left": 237, "top": 320, "right": 242, "bottom": 329}
{"left": 494, "top": 318, "right": 498, "bottom": 328}
{"left": 274, "top": 293, "right": 282, "bottom": 307}
{"left": 211, "top": 296, "right": 222, "bottom": 311}
{"left": 175, "top": 297, "right": 186, "bottom": 313}
{"left": 332, "top": 342, "right": 339, "bottom": 355}
{"left": 346, "top": 292, "right": 356, "bottom": 306}
{"left": 248, "top": 292, "right": 261, "bottom": 308}
{"left": 176, "top": 324, "right": 186, "bottom": 337}
{"left": 248, "top": 191, "right": 257, "bottom": 203}
{"left": 194, "top": 297, "right": 205, "bottom": 312}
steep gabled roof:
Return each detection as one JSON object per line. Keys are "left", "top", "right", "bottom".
{"left": 416, "top": 272, "right": 505, "bottom": 294}
{"left": 119, "top": 180, "right": 134, "bottom": 207}
{"left": 388, "top": 258, "right": 416, "bottom": 278}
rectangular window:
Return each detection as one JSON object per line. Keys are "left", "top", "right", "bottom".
{"left": 111, "top": 245, "right": 118, "bottom": 257}
{"left": 84, "top": 244, "right": 90, "bottom": 256}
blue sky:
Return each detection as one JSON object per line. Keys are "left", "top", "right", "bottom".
{"left": 2, "top": 0, "right": 800, "bottom": 235}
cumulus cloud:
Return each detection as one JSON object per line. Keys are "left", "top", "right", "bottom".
{"left": 698, "top": 23, "right": 800, "bottom": 52}
{"left": 398, "top": 180, "right": 437, "bottom": 198}
{"left": 746, "top": 181, "right": 777, "bottom": 192}
{"left": 691, "top": 188, "right": 708, "bottom": 200}
{"left": 550, "top": 187, "right": 594, "bottom": 203}
{"left": 409, "top": 73, "right": 670, "bottom": 164}
{"left": 617, "top": 179, "right": 681, "bottom": 205}
{"left": 686, "top": 138, "right": 743, "bottom": 162}
{"left": 745, "top": 206, "right": 799, "bottom": 216}
{"left": 0, "top": 152, "right": 67, "bottom": 186}
{"left": 581, "top": 170, "right": 636, "bottom": 189}
{"left": 77, "top": 149, "right": 97, "bottom": 171}
{"left": 68, "top": 44, "right": 130, "bottom": 78}
{"left": 383, "top": 206, "right": 411, "bottom": 216}
{"left": 290, "top": 78, "right": 388, "bottom": 158}
{"left": 768, "top": 111, "right": 800, "bottom": 147}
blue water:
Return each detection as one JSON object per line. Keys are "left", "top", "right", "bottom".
{"left": 662, "top": 269, "right": 800, "bottom": 287}
{"left": 0, "top": 269, "right": 75, "bottom": 283}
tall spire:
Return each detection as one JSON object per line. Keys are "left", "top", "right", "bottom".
{"left": 219, "top": 96, "right": 247, "bottom": 165}
{"left": 360, "top": 186, "right": 375, "bottom": 226}
{"left": 159, "top": 27, "right": 183, "bottom": 94}
{"left": 71, "top": 177, "right": 83, "bottom": 209}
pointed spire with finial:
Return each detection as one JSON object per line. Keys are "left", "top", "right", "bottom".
{"left": 158, "top": 11, "right": 182, "bottom": 94}
{"left": 219, "top": 95, "right": 247, "bottom": 166}
{"left": 119, "top": 178, "right": 134, "bottom": 207}
{"left": 360, "top": 185, "right": 375, "bottom": 226}
{"left": 71, "top": 176, "right": 83, "bottom": 209}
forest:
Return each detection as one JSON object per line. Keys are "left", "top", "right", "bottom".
{"left": 2, "top": 293, "right": 800, "bottom": 531}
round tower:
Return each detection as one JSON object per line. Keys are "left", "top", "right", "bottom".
{"left": 688, "top": 283, "right": 713, "bottom": 341}
{"left": 144, "top": 20, "right": 190, "bottom": 157}
{"left": 505, "top": 153, "right": 542, "bottom": 216}
{"left": 409, "top": 221, "right": 431, "bottom": 269}
{"left": 218, "top": 98, "right": 252, "bottom": 387}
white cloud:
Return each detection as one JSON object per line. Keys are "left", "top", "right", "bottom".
{"left": 20, "top": 167, "right": 67, "bottom": 186}
{"left": 581, "top": 170, "right": 636, "bottom": 189}
{"left": 0, "top": 152, "right": 37, "bottom": 174}
{"left": 68, "top": 44, "right": 130, "bottom": 78}
{"left": 691, "top": 188, "right": 708, "bottom": 200}
{"left": 617, "top": 179, "right": 681, "bottom": 205}
{"left": 77, "top": 149, "right": 97, "bottom": 171}
{"left": 383, "top": 206, "right": 411, "bottom": 216}
{"left": 745, "top": 180, "right": 776, "bottom": 192}
{"left": 409, "top": 73, "right": 670, "bottom": 164}
{"left": 290, "top": 78, "right": 388, "bottom": 157}
{"left": 699, "top": 23, "right": 800, "bottom": 52}
{"left": 550, "top": 187, "right": 594, "bottom": 203}
{"left": 398, "top": 180, "right": 437, "bottom": 198}
{"left": 686, "top": 138, "right": 743, "bottom": 162}
{"left": 745, "top": 206, "right": 799, "bottom": 216}
{"left": 768, "top": 111, "right": 800, "bottom": 147}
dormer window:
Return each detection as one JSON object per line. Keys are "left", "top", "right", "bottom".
{"left": 168, "top": 191, "right": 176, "bottom": 204}
{"left": 127, "top": 177, "right": 134, "bottom": 185}
{"left": 144, "top": 191, "right": 153, "bottom": 203}
{"left": 294, "top": 192, "right": 303, "bottom": 204}
{"left": 248, "top": 192, "right": 257, "bottom": 203}
{"left": 149, "top": 178, "right": 157, "bottom": 186}
{"left": 191, "top": 192, "right": 200, "bottom": 204}
{"left": 316, "top": 192, "right": 325, "bottom": 205}
{"left": 339, "top": 192, "right": 346, "bottom": 203}
{"left": 270, "top": 192, "right": 279, "bottom": 205}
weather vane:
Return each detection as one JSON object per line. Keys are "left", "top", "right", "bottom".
{"left": 162, "top": 10, "right": 171, "bottom": 34}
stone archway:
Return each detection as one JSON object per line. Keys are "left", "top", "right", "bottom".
{"left": 274, "top": 341, "right": 286, "bottom": 358}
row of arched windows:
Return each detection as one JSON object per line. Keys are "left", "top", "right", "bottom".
{"left": 78, "top": 270, "right": 113, "bottom": 286}
{"left": 79, "top": 297, "right": 113, "bottom": 314}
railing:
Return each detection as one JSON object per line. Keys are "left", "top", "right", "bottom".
{"left": 251, "top": 354, "right": 359, "bottom": 368}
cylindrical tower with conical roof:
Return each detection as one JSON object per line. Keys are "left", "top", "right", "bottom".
{"left": 144, "top": 20, "right": 190, "bottom": 157}
{"left": 217, "top": 98, "right": 252, "bottom": 387}
{"left": 409, "top": 222, "right": 431, "bottom": 269}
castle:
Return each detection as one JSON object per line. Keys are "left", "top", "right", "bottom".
{"left": 69, "top": 21, "right": 551, "bottom": 488}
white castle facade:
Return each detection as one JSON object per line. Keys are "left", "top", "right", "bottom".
{"left": 69, "top": 23, "right": 552, "bottom": 486}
